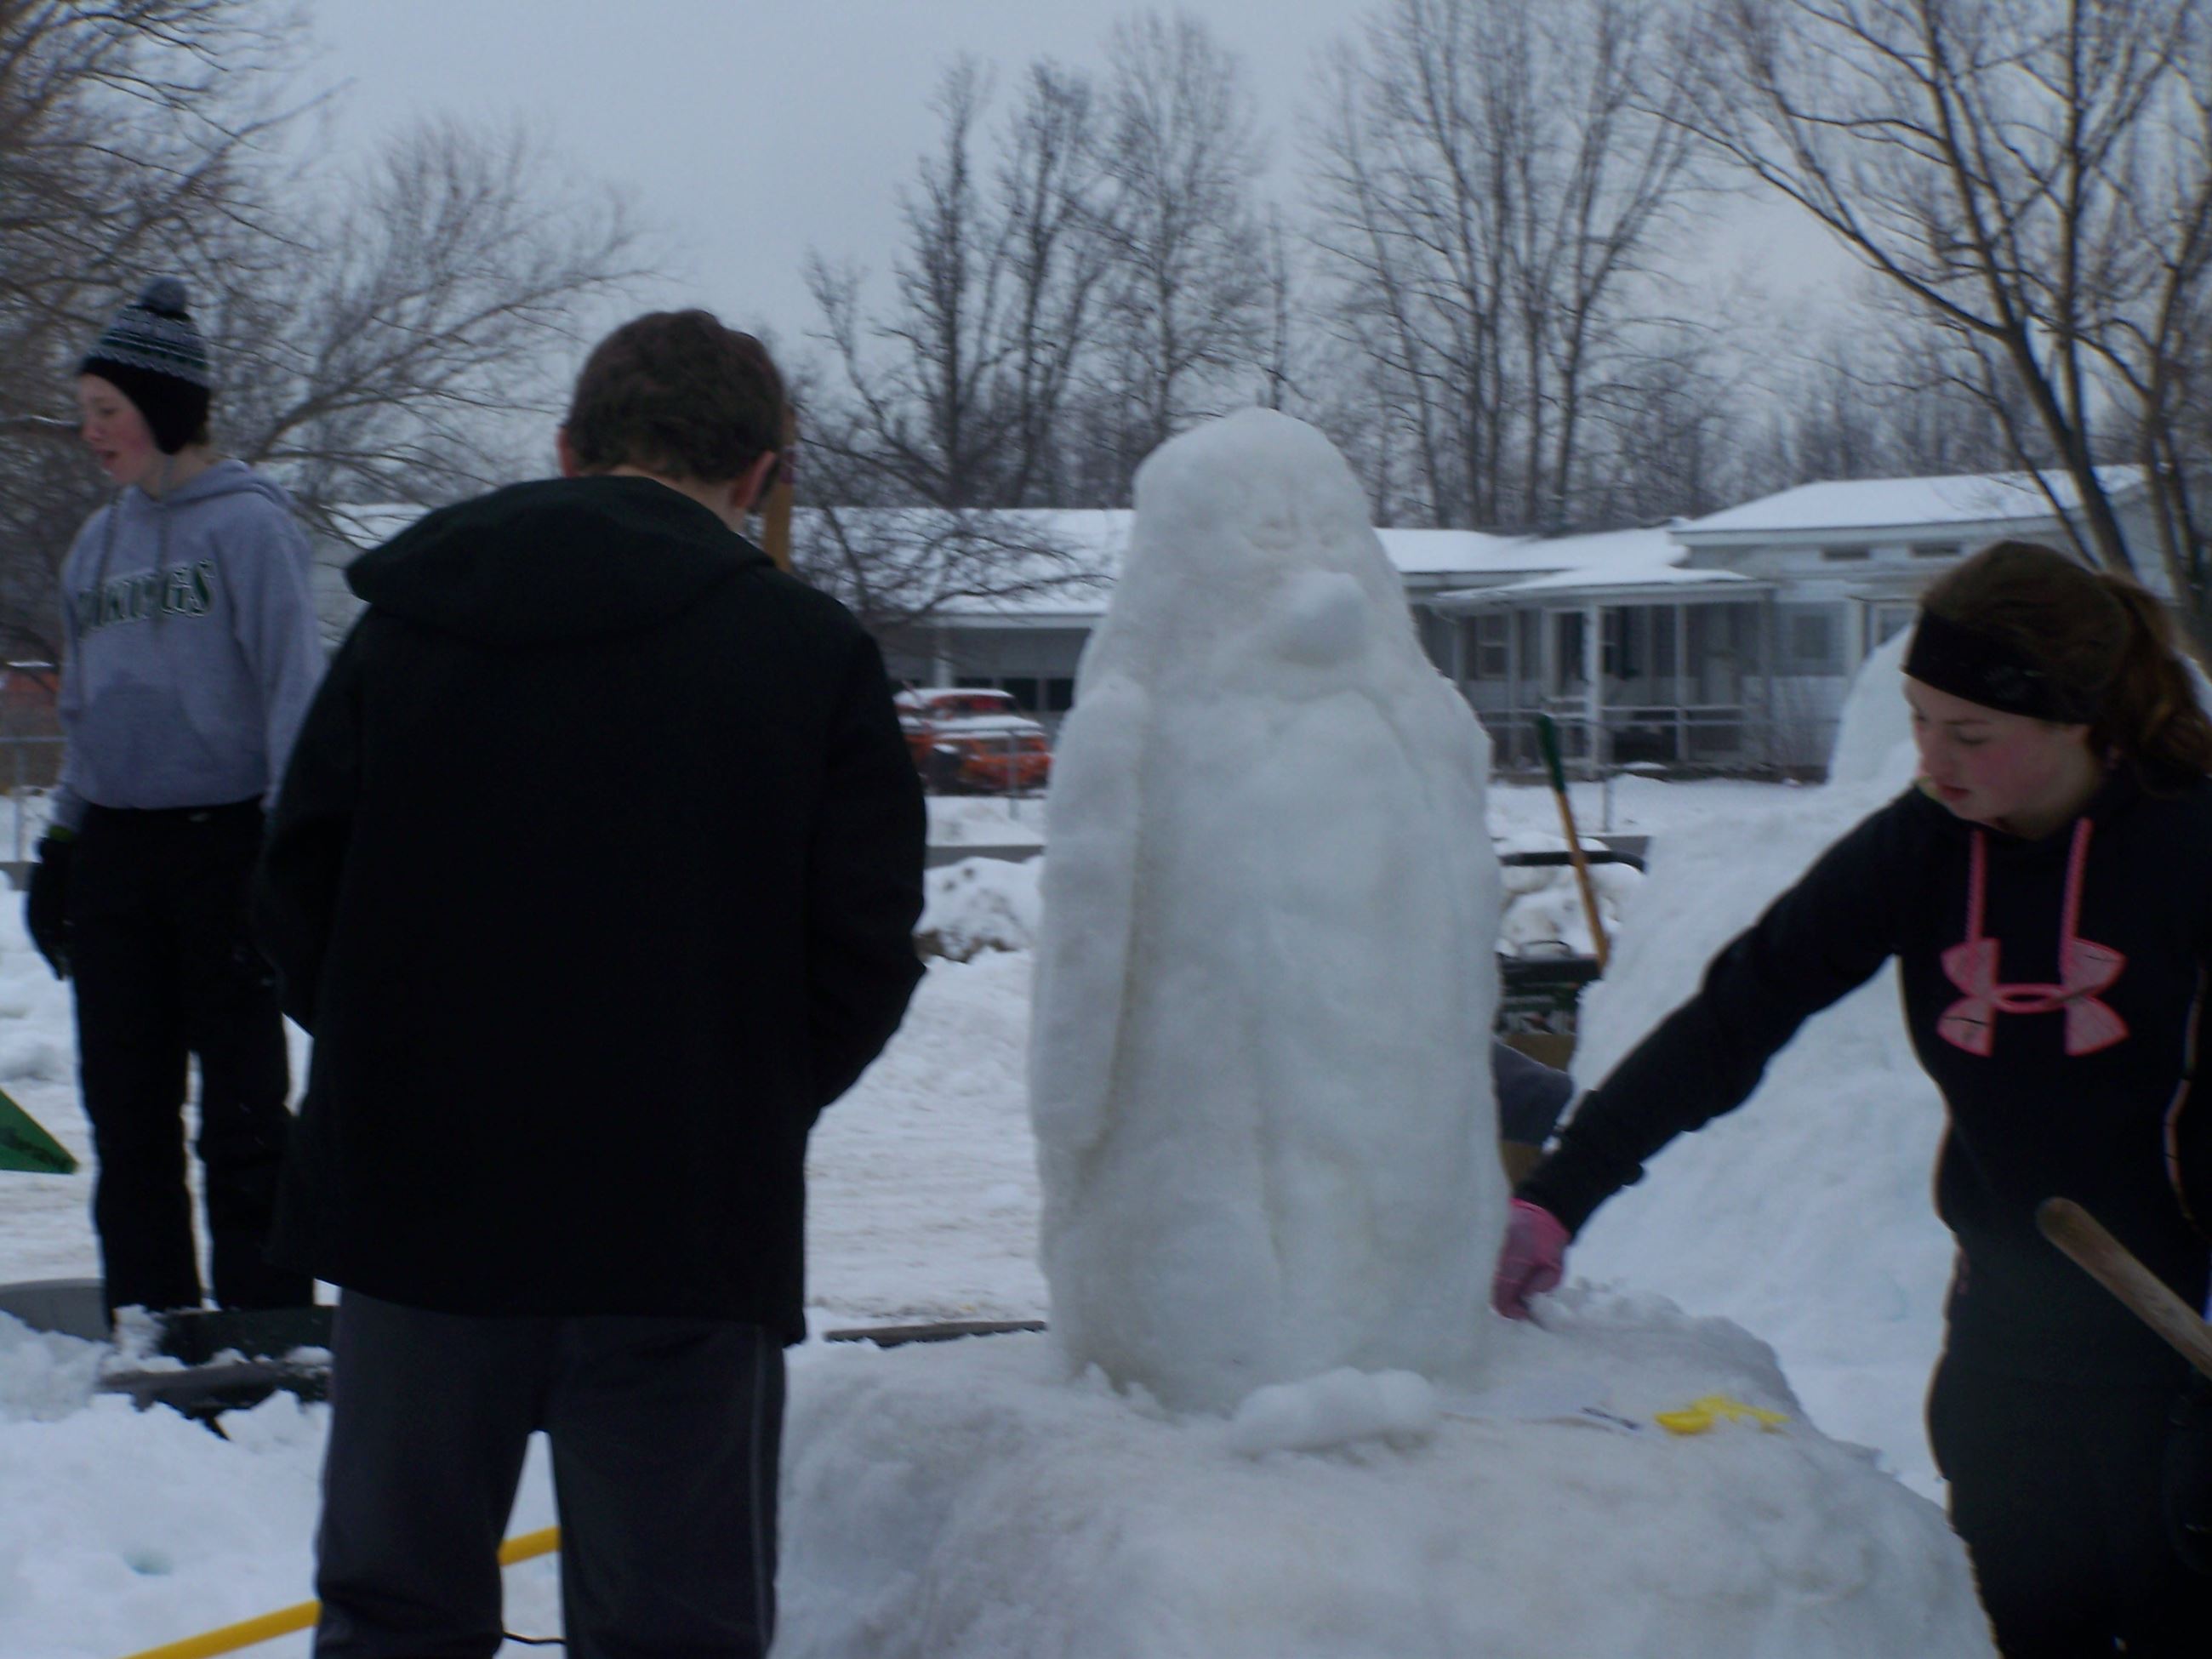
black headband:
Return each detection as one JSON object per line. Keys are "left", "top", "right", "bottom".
{"left": 1903, "top": 608, "right": 2098, "bottom": 723}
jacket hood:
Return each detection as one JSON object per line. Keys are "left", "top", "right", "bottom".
{"left": 347, "top": 476, "right": 772, "bottom": 645}
{"left": 123, "top": 457, "right": 296, "bottom": 516}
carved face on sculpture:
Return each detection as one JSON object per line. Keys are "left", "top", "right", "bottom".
{"left": 1095, "top": 409, "right": 1409, "bottom": 690}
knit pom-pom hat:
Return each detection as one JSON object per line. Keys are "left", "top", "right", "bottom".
{"left": 80, "top": 278, "right": 213, "bottom": 454}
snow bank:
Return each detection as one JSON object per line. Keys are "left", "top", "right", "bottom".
{"left": 1826, "top": 627, "right": 1916, "bottom": 790}
{"left": 915, "top": 857, "right": 1042, "bottom": 961}
{"left": 0, "top": 1313, "right": 564, "bottom": 1659}
{"left": 804, "top": 950, "right": 1047, "bottom": 1329}
{"left": 1496, "top": 830, "right": 1645, "bottom": 957}
{"left": 926, "top": 795, "right": 1044, "bottom": 847}
{"left": 778, "top": 1297, "right": 1993, "bottom": 1659}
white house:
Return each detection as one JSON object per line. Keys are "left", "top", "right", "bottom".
{"left": 886, "top": 510, "right": 1628, "bottom": 721}
{"left": 1429, "top": 468, "right": 2157, "bottom": 773}
{"left": 319, "top": 467, "right": 2159, "bottom": 778}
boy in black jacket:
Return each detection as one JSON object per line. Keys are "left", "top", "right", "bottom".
{"left": 256, "top": 311, "right": 926, "bottom": 1659}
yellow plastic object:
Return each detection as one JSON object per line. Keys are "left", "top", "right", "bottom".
{"left": 114, "top": 1527, "right": 561, "bottom": 1659}
{"left": 1653, "top": 1394, "right": 1791, "bottom": 1436}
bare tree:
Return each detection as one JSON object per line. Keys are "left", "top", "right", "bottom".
{"left": 795, "top": 58, "right": 1119, "bottom": 634}
{"left": 0, "top": 0, "right": 299, "bottom": 661}
{"left": 1308, "top": 0, "right": 1699, "bottom": 531}
{"left": 224, "top": 117, "right": 647, "bottom": 512}
{"left": 788, "top": 502, "right": 1098, "bottom": 659}
{"left": 995, "top": 60, "right": 1120, "bottom": 504}
{"left": 805, "top": 58, "right": 1117, "bottom": 511}
{"left": 1089, "top": 12, "right": 1268, "bottom": 494}
{"left": 1681, "top": 0, "right": 2212, "bottom": 609}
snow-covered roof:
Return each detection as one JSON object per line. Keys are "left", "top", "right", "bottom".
{"left": 898, "top": 514, "right": 1683, "bottom": 620}
{"left": 1429, "top": 527, "right": 1699, "bottom": 607}
{"left": 314, "top": 499, "right": 1685, "bottom": 621}
{"left": 1371, "top": 527, "right": 1559, "bottom": 578}
{"left": 1676, "top": 466, "right": 2145, "bottom": 541}
{"left": 1442, "top": 565, "right": 1761, "bottom": 608}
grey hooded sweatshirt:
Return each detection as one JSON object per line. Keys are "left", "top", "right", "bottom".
{"left": 52, "top": 459, "right": 324, "bottom": 830}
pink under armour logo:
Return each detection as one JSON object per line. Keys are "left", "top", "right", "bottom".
{"left": 1936, "top": 822, "right": 2128, "bottom": 1058}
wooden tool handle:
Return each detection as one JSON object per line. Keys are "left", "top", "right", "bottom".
{"left": 1533, "top": 715, "right": 1611, "bottom": 972}
{"left": 2037, "top": 1197, "right": 2212, "bottom": 1382}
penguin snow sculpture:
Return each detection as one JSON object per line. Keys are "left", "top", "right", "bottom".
{"left": 1029, "top": 408, "right": 1507, "bottom": 1413}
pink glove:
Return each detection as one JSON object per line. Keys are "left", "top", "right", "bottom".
{"left": 1491, "top": 1199, "right": 1571, "bottom": 1320}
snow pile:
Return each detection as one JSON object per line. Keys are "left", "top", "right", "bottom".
{"left": 0, "top": 1316, "right": 105, "bottom": 1425}
{"left": 777, "top": 1297, "right": 1994, "bottom": 1659}
{"left": 1826, "top": 627, "right": 1917, "bottom": 790}
{"left": 926, "top": 795, "right": 1043, "bottom": 847}
{"left": 1030, "top": 409, "right": 1505, "bottom": 1411}
{"left": 0, "top": 1378, "right": 326, "bottom": 1653}
{"left": 915, "top": 856, "right": 1042, "bottom": 961}
{"left": 803, "top": 950, "right": 1046, "bottom": 1327}
{"left": 1496, "top": 829, "right": 1645, "bottom": 957}
{"left": 0, "top": 1322, "right": 567, "bottom": 1658}
{"left": 1562, "top": 639, "right": 1955, "bottom": 1489}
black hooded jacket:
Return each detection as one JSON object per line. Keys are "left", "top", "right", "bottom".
{"left": 255, "top": 476, "right": 926, "bottom": 1337}
{"left": 1520, "top": 770, "right": 2212, "bottom": 1379}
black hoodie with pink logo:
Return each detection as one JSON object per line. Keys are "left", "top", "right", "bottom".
{"left": 1519, "top": 768, "right": 2212, "bottom": 1378}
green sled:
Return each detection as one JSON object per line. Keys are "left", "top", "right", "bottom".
{"left": 0, "top": 1086, "right": 77, "bottom": 1174}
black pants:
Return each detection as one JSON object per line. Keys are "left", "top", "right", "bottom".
{"left": 1929, "top": 1343, "right": 2212, "bottom": 1656}
{"left": 314, "top": 1291, "right": 785, "bottom": 1659}
{"left": 69, "top": 800, "right": 310, "bottom": 1317}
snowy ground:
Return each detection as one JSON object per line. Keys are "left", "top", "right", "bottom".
{"left": 0, "top": 749, "right": 1991, "bottom": 1656}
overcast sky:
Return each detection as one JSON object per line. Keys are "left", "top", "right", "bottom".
{"left": 309, "top": 2, "right": 1371, "bottom": 348}
{"left": 305, "top": 0, "right": 1856, "bottom": 392}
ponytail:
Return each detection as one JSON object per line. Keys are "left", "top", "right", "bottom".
{"left": 1920, "top": 540, "right": 2212, "bottom": 784}
{"left": 2089, "top": 573, "right": 2212, "bottom": 780}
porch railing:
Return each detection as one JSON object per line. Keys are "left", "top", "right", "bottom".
{"left": 1482, "top": 705, "right": 1837, "bottom": 778}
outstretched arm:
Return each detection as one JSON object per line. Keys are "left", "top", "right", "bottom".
{"left": 1518, "top": 801, "right": 1912, "bottom": 1236}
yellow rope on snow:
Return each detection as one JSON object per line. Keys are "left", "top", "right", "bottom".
{"left": 113, "top": 1526, "right": 562, "bottom": 1659}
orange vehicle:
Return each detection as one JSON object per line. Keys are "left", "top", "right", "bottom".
{"left": 893, "top": 687, "right": 1053, "bottom": 793}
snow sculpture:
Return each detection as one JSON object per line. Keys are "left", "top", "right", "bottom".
{"left": 1029, "top": 408, "right": 1506, "bottom": 1412}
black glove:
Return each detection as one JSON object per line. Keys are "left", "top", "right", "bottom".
{"left": 25, "top": 833, "right": 73, "bottom": 981}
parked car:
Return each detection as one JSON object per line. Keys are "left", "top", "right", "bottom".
{"left": 893, "top": 687, "right": 1053, "bottom": 793}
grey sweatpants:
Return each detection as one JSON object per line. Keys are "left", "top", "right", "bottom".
{"left": 312, "top": 1291, "right": 784, "bottom": 1659}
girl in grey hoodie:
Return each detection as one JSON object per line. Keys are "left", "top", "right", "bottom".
{"left": 25, "top": 279, "right": 324, "bottom": 1320}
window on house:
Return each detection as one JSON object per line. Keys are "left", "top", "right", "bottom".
{"left": 1911, "top": 542, "right": 1962, "bottom": 559}
{"left": 1819, "top": 546, "right": 1872, "bottom": 562}
{"left": 1781, "top": 605, "right": 1843, "bottom": 670}
{"left": 1474, "top": 614, "right": 1509, "bottom": 679}
{"left": 1555, "top": 612, "right": 1588, "bottom": 689}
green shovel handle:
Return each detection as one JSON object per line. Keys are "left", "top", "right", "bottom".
{"left": 1534, "top": 713, "right": 1567, "bottom": 795}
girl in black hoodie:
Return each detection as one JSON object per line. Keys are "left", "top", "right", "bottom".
{"left": 1493, "top": 541, "right": 2212, "bottom": 1656}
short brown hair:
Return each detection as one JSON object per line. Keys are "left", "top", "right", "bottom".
{"left": 1922, "top": 539, "right": 2212, "bottom": 779}
{"left": 564, "top": 310, "right": 784, "bottom": 483}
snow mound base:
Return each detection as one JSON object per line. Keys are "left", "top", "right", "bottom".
{"left": 778, "top": 1295, "right": 1994, "bottom": 1659}
{"left": 1226, "top": 1365, "right": 1437, "bottom": 1457}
